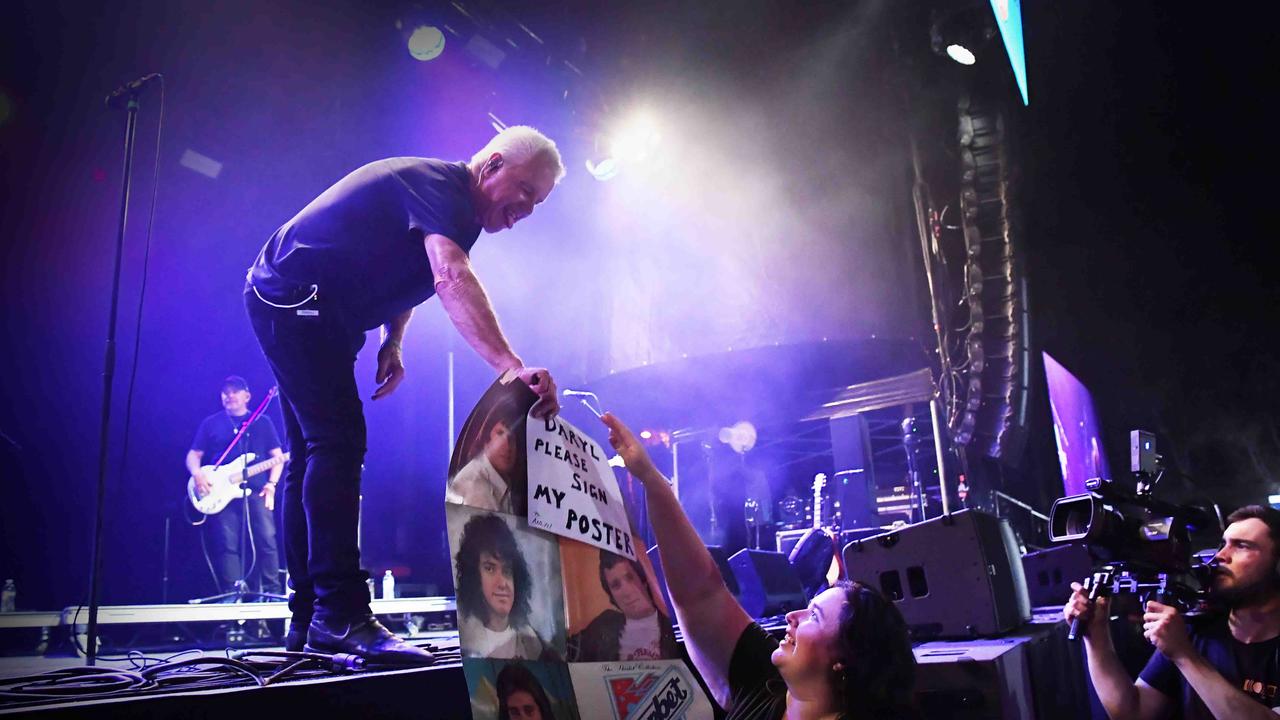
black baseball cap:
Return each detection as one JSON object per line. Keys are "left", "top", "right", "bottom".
{"left": 221, "top": 375, "right": 250, "bottom": 393}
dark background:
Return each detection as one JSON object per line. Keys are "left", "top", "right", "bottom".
{"left": 0, "top": 0, "right": 1273, "bottom": 612}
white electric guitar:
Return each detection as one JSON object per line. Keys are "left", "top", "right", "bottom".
{"left": 812, "top": 472, "right": 828, "bottom": 529}
{"left": 187, "top": 452, "right": 289, "bottom": 515}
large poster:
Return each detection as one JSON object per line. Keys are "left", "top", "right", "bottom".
{"left": 446, "top": 376, "right": 712, "bottom": 720}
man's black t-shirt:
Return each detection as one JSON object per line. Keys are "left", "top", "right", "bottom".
{"left": 247, "top": 157, "right": 482, "bottom": 333}
{"left": 1140, "top": 615, "right": 1280, "bottom": 719}
{"left": 725, "top": 622, "right": 787, "bottom": 720}
{"left": 190, "top": 412, "right": 282, "bottom": 492}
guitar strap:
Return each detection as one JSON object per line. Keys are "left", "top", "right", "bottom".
{"left": 210, "top": 386, "right": 279, "bottom": 468}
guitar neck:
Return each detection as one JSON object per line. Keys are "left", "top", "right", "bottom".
{"left": 242, "top": 453, "right": 289, "bottom": 478}
{"left": 813, "top": 477, "right": 824, "bottom": 529}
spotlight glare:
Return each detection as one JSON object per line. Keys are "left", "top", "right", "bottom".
{"left": 718, "top": 421, "right": 757, "bottom": 454}
{"left": 407, "top": 25, "right": 446, "bottom": 61}
{"left": 639, "top": 430, "right": 653, "bottom": 439}
{"left": 586, "top": 111, "right": 663, "bottom": 181}
{"left": 946, "top": 44, "right": 977, "bottom": 65}
{"left": 609, "top": 114, "right": 661, "bottom": 164}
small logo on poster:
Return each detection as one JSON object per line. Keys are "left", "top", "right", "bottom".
{"left": 606, "top": 665, "right": 693, "bottom": 720}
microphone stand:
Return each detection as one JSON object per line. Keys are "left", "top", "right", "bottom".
{"left": 85, "top": 90, "right": 144, "bottom": 666}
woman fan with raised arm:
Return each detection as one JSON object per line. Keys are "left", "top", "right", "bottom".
{"left": 600, "top": 413, "right": 917, "bottom": 720}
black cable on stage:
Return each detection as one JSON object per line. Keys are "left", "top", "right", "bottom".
{"left": 138, "top": 656, "right": 265, "bottom": 686}
{"left": 1, "top": 638, "right": 458, "bottom": 709}
{"left": 115, "top": 76, "right": 165, "bottom": 483}
{"left": 197, "top": 519, "right": 222, "bottom": 589}
{"left": 233, "top": 649, "right": 336, "bottom": 663}
{"left": 0, "top": 666, "right": 149, "bottom": 698}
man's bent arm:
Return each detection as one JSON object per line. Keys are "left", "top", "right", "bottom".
{"left": 1174, "top": 650, "right": 1278, "bottom": 719}
{"left": 185, "top": 450, "right": 204, "bottom": 478}
{"left": 382, "top": 309, "right": 413, "bottom": 347}
{"left": 425, "top": 234, "right": 521, "bottom": 372}
{"left": 1084, "top": 633, "right": 1171, "bottom": 720}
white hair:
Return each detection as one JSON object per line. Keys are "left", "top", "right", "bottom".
{"left": 470, "top": 125, "right": 566, "bottom": 182}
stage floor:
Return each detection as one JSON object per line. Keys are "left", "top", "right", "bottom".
{"left": 0, "top": 599, "right": 465, "bottom": 716}
{"left": 0, "top": 631, "right": 466, "bottom": 717}
{"left": 0, "top": 630, "right": 461, "bottom": 676}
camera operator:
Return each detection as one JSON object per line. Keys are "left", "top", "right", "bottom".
{"left": 1064, "top": 505, "right": 1280, "bottom": 719}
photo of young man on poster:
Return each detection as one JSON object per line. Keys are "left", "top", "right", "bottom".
{"left": 446, "top": 376, "right": 536, "bottom": 515}
{"left": 498, "top": 662, "right": 559, "bottom": 720}
{"left": 565, "top": 546, "right": 678, "bottom": 662}
{"left": 462, "top": 659, "right": 581, "bottom": 720}
{"left": 451, "top": 508, "right": 565, "bottom": 660}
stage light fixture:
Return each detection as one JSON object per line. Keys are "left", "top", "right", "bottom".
{"left": 946, "top": 44, "right": 977, "bottom": 66}
{"left": 718, "top": 421, "right": 757, "bottom": 454}
{"left": 930, "top": 4, "right": 996, "bottom": 67}
{"left": 639, "top": 429, "right": 669, "bottom": 448}
{"left": 585, "top": 157, "right": 619, "bottom": 181}
{"left": 585, "top": 112, "right": 663, "bottom": 182}
{"left": 407, "top": 25, "right": 446, "bottom": 61}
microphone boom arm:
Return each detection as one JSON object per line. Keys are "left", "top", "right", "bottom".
{"left": 562, "top": 389, "right": 604, "bottom": 418}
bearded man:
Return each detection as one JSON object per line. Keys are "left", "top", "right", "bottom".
{"left": 1065, "top": 504, "right": 1280, "bottom": 719}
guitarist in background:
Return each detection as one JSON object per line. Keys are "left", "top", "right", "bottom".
{"left": 185, "top": 375, "right": 285, "bottom": 598}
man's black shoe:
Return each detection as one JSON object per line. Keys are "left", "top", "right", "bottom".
{"left": 284, "top": 618, "right": 310, "bottom": 652}
{"left": 304, "top": 616, "right": 434, "bottom": 666}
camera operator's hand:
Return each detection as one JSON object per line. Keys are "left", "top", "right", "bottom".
{"left": 1143, "top": 600, "right": 1193, "bottom": 660}
{"left": 1064, "top": 581, "right": 1112, "bottom": 641}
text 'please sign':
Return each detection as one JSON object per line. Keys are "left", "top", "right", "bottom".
{"left": 526, "top": 414, "right": 635, "bottom": 560}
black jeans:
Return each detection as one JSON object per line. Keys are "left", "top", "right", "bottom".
{"left": 207, "top": 493, "right": 281, "bottom": 595}
{"left": 245, "top": 288, "right": 371, "bottom": 623}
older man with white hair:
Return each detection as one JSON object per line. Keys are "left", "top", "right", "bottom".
{"left": 245, "top": 126, "right": 565, "bottom": 664}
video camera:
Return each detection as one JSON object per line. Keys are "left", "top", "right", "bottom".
{"left": 1048, "top": 430, "right": 1217, "bottom": 641}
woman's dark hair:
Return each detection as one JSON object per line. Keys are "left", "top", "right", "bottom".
{"left": 833, "top": 580, "right": 917, "bottom": 719}
{"left": 455, "top": 513, "right": 534, "bottom": 625}
{"left": 496, "top": 662, "right": 556, "bottom": 720}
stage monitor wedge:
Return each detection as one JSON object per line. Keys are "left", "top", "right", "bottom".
{"left": 843, "top": 509, "right": 1029, "bottom": 639}
{"left": 728, "top": 549, "right": 807, "bottom": 619}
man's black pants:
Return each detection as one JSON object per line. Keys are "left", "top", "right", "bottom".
{"left": 207, "top": 493, "right": 281, "bottom": 595}
{"left": 245, "top": 288, "right": 371, "bottom": 624}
